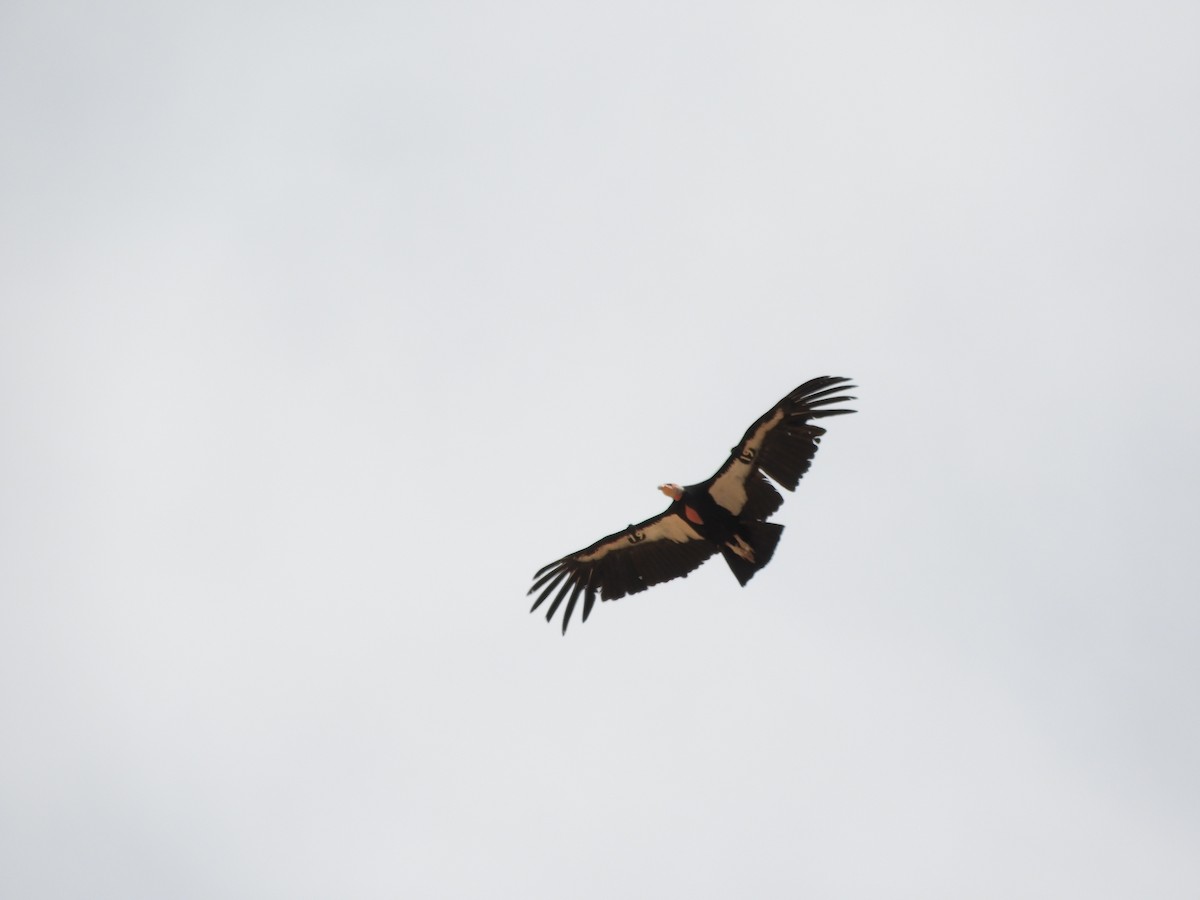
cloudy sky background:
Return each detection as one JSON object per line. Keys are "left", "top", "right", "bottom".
{"left": 3, "top": 1, "right": 1199, "bottom": 897}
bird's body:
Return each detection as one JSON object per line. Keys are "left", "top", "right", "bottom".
{"left": 661, "top": 485, "right": 779, "bottom": 576}
{"left": 528, "top": 376, "right": 856, "bottom": 632}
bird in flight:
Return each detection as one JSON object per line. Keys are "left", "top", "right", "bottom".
{"left": 528, "top": 376, "right": 856, "bottom": 633}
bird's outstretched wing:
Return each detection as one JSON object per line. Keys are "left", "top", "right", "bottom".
{"left": 704, "top": 376, "right": 856, "bottom": 517}
{"left": 528, "top": 511, "right": 717, "bottom": 634}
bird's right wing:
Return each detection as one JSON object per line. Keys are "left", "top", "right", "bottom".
{"left": 528, "top": 510, "right": 717, "bottom": 633}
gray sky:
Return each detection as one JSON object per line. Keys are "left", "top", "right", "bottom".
{"left": 3, "top": 1, "right": 1198, "bottom": 897}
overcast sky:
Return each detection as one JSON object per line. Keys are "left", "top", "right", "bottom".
{"left": 3, "top": 1, "right": 1199, "bottom": 897}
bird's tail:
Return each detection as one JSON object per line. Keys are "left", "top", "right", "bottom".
{"left": 721, "top": 521, "right": 785, "bottom": 587}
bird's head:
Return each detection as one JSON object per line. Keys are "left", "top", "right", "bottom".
{"left": 658, "top": 483, "right": 684, "bottom": 501}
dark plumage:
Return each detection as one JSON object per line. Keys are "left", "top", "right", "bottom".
{"left": 527, "top": 376, "right": 856, "bottom": 633}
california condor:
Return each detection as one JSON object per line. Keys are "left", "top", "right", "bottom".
{"left": 528, "top": 376, "right": 856, "bottom": 633}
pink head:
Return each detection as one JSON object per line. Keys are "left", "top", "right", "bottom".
{"left": 658, "top": 483, "right": 684, "bottom": 500}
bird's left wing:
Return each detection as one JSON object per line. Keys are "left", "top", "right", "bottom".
{"left": 528, "top": 510, "right": 716, "bottom": 633}
{"left": 705, "top": 376, "right": 856, "bottom": 517}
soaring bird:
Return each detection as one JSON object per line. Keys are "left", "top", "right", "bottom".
{"left": 528, "top": 376, "right": 856, "bottom": 633}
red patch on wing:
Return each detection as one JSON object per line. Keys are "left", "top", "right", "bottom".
{"left": 684, "top": 505, "right": 704, "bottom": 525}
